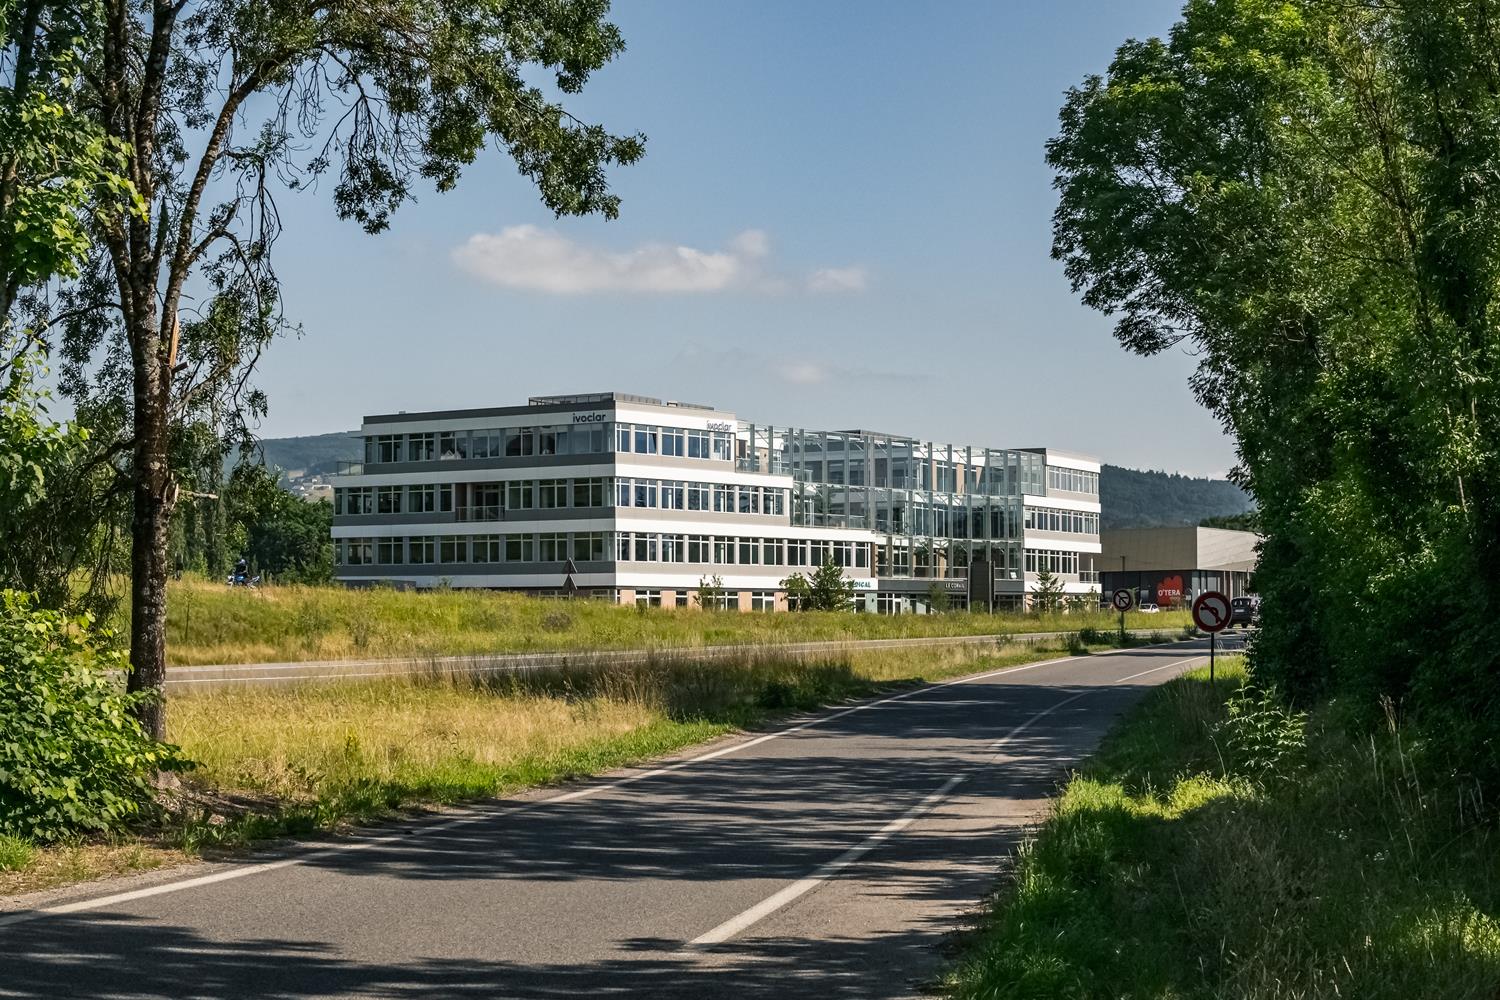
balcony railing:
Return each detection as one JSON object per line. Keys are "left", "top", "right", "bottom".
{"left": 336, "top": 460, "right": 364, "bottom": 476}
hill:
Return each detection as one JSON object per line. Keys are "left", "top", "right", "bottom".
{"left": 1099, "top": 464, "right": 1253, "bottom": 529}
{"left": 250, "top": 431, "right": 361, "bottom": 480}
{"left": 247, "top": 433, "right": 1254, "bottom": 528}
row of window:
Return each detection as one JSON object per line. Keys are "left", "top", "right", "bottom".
{"left": 631, "top": 589, "right": 773, "bottom": 611}
{"left": 335, "top": 479, "right": 791, "bottom": 518}
{"left": 1023, "top": 506, "right": 1100, "bottom": 535}
{"left": 1024, "top": 549, "right": 1084, "bottom": 575}
{"left": 336, "top": 533, "right": 872, "bottom": 569}
{"left": 1046, "top": 467, "right": 1100, "bottom": 495}
{"left": 363, "top": 423, "right": 736, "bottom": 464}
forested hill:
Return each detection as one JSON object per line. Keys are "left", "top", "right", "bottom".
{"left": 1099, "top": 465, "right": 1253, "bottom": 529}
{"left": 253, "top": 431, "right": 361, "bottom": 479}
{"left": 249, "top": 433, "right": 1254, "bottom": 528}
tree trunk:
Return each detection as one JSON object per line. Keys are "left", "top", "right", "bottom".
{"left": 124, "top": 307, "right": 172, "bottom": 742}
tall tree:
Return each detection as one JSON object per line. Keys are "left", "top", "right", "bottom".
{"left": 1050, "top": 0, "right": 1500, "bottom": 778}
{"left": 46, "top": 0, "right": 644, "bottom": 738}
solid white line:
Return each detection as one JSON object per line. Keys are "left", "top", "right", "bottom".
{"left": 1, "top": 641, "right": 1202, "bottom": 930}
{"left": 686, "top": 774, "right": 968, "bottom": 947}
{"left": 1112, "top": 656, "right": 1202, "bottom": 685}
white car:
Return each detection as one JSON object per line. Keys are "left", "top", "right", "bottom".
{"left": 1138, "top": 603, "right": 1160, "bottom": 613}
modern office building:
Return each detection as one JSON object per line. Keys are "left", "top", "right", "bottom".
{"left": 1099, "top": 526, "right": 1260, "bottom": 608}
{"left": 330, "top": 393, "right": 1102, "bottom": 612}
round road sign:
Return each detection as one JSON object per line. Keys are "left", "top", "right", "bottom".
{"left": 1110, "top": 589, "right": 1134, "bottom": 613}
{"left": 1192, "top": 591, "right": 1231, "bottom": 633}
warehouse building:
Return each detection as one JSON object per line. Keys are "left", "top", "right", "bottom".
{"left": 1099, "top": 526, "right": 1260, "bottom": 608}
{"left": 330, "top": 392, "right": 1102, "bottom": 612}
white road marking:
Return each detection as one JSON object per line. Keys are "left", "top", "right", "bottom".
{"left": 682, "top": 650, "right": 1208, "bottom": 948}
{"left": 686, "top": 774, "right": 968, "bottom": 947}
{"left": 0, "top": 641, "right": 1203, "bottom": 930}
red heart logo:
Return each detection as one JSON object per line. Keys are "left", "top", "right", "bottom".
{"left": 1157, "top": 575, "right": 1184, "bottom": 606}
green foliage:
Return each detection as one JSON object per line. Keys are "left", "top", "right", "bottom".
{"left": 697, "top": 574, "right": 725, "bottom": 610}
{"left": 1200, "top": 511, "right": 1261, "bottom": 531}
{"left": 949, "top": 663, "right": 1500, "bottom": 999}
{"left": 0, "top": 592, "right": 191, "bottom": 841}
{"left": 224, "top": 464, "right": 333, "bottom": 584}
{"left": 926, "top": 582, "right": 951, "bottom": 613}
{"left": 783, "top": 558, "right": 856, "bottom": 612}
{"left": 0, "top": 832, "right": 34, "bottom": 871}
{"left": 1050, "top": 1, "right": 1500, "bottom": 788}
{"left": 1213, "top": 683, "right": 1308, "bottom": 778}
{"left": 1031, "top": 568, "right": 1066, "bottom": 613}
{"left": 0, "top": 349, "right": 119, "bottom": 615}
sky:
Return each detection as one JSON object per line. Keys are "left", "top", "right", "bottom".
{"left": 254, "top": 0, "right": 1235, "bottom": 477}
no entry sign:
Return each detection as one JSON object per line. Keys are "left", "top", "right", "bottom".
{"left": 1110, "top": 589, "right": 1134, "bottom": 613}
{"left": 1192, "top": 591, "right": 1231, "bottom": 633}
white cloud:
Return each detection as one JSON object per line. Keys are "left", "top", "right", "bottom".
{"left": 452, "top": 225, "right": 866, "bottom": 296}
{"left": 807, "top": 266, "right": 868, "bottom": 293}
{"left": 778, "top": 362, "right": 827, "bottom": 385}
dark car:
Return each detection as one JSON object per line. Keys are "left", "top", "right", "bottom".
{"left": 1230, "top": 596, "right": 1260, "bottom": 627}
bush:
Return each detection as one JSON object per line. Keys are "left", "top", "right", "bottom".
{"left": 0, "top": 592, "right": 192, "bottom": 841}
{"left": 0, "top": 833, "right": 35, "bottom": 871}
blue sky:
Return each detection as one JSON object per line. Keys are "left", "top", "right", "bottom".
{"left": 258, "top": 0, "right": 1234, "bottom": 476}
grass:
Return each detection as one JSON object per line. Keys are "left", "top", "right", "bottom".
{"left": 2, "top": 632, "right": 1135, "bottom": 897}
{"left": 947, "top": 658, "right": 1500, "bottom": 999}
{"left": 153, "top": 576, "right": 1190, "bottom": 666}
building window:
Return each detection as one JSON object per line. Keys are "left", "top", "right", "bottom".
{"left": 537, "top": 533, "right": 566, "bottom": 562}
{"left": 675, "top": 592, "right": 689, "bottom": 608}
{"left": 340, "top": 488, "right": 374, "bottom": 515}
{"left": 688, "top": 483, "right": 709, "bottom": 511}
{"left": 407, "top": 433, "right": 435, "bottom": 462}
{"left": 634, "top": 533, "right": 658, "bottom": 562}
{"left": 505, "top": 534, "right": 535, "bottom": 562}
{"left": 687, "top": 430, "right": 709, "bottom": 459}
{"left": 377, "top": 486, "right": 403, "bottom": 515}
{"left": 472, "top": 535, "right": 502, "bottom": 563}
{"left": 711, "top": 432, "right": 734, "bottom": 461}
{"left": 344, "top": 538, "right": 374, "bottom": 565}
{"left": 507, "top": 481, "right": 534, "bottom": 510}
{"left": 572, "top": 532, "right": 606, "bottom": 562}
{"left": 662, "top": 534, "right": 685, "bottom": 562}
{"left": 688, "top": 535, "right": 709, "bottom": 563}
{"left": 1046, "top": 467, "right": 1099, "bottom": 495}
{"left": 764, "top": 539, "right": 784, "bottom": 566}
{"left": 634, "top": 426, "right": 658, "bottom": 454}
{"left": 634, "top": 479, "right": 657, "bottom": 508}
{"left": 439, "top": 536, "right": 469, "bottom": 563}
{"left": 738, "top": 538, "right": 758, "bottom": 565}
{"left": 506, "top": 427, "right": 535, "bottom": 457}
{"left": 373, "top": 435, "right": 402, "bottom": 463}
{"left": 713, "top": 538, "right": 735, "bottom": 565}
{"left": 438, "top": 431, "right": 467, "bottom": 459}
{"left": 538, "top": 479, "right": 567, "bottom": 509}
{"left": 661, "top": 428, "right": 685, "bottom": 457}
{"left": 409, "top": 537, "right": 435, "bottom": 564}
{"left": 636, "top": 589, "right": 662, "bottom": 607}
{"left": 573, "top": 478, "right": 605, "bottom": 508}
{"left": 377, "top": 538, "right": 404, "bottom": 564}
{"left": 713, "top": 485, "right": 733, "bottom": 513}
{"left": 662, "top": 480, "right": 685, "bottom": 510}
{"left": 750, "top": 591, "right": 776, "bottom": 612}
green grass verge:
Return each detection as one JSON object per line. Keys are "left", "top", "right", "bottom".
{"left": 152, "top": 577, "right": 1190, "bottom": 666}
{"left": 947, "top": 659, "right": 1500, "bottom": 999}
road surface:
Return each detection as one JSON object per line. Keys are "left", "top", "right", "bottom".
{"left": 160, "top": 627, "right": 1191, "bottom": 690}
{"left": 2, "top": 639, "right": 1223, "bottom": 999}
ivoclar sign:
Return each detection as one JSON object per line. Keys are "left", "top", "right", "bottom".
{"left": 572, "top": 412, "right": 608, "bottom": 424}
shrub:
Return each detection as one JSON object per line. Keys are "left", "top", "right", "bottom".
{"left": 1212, "top": 684, "right": 1307, "bottom": 779}
{"left": 0, "top": 833, "right": 35, "bottom": 871}
{"left": 0, "top": 592, "right": 192, "bottom": 841}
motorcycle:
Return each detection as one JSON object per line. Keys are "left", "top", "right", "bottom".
{"left": 226, "top": 572, "right": 261, "bottom": 588}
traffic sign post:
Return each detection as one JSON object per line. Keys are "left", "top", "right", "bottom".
{"left": 1191, "top": 591, "right": 1231, "bottom": 682}
{"left": 1110, "top": 589, "right": 1134, "bottom": 641}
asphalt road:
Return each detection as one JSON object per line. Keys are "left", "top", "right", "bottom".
{"left": 1, "top": 639, "right": 1224, "bottom": 1000}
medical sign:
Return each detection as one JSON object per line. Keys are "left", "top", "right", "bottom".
{"left": 1110, "top": 589, "right": 1134, "bottom": 613}
{"left": 1192, "top": 591, "right": 1231, "bottom": 633}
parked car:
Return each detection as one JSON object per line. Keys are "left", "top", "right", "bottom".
{"left": 1231, "top": 596, "right": 1260, "bottom": 627}
{"left": 1138, "top": 602, "right": 1160, "bottom": 614}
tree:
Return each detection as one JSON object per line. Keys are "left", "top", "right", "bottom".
{"left": 1050, "top": 0, "right": 1500, "bottom": 781}
{"left": 1031, "top": 569, "right": 1065, "bottom": 614}
{"left": 41, "top": 0, "right": 645, "bottom": 739}
{"left": 697, "top": 574, "right": 725, "bottom": 611}
{"left": 926, "top": 581, "right": 951, "bottom": 613}
{"left": 782, "top": 559, "right": 856, "bottom": 613}
{"left": 221, "top": 464, "right": 332, "bottom": 583}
